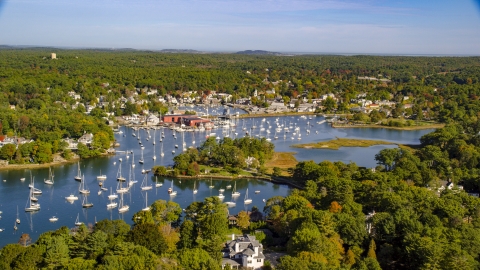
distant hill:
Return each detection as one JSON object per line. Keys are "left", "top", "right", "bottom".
{"left": 236, "top": 50, "right": 283, "bottom": 56}
{"left": 160, "top": 49, "right": 203, "bottom": 54}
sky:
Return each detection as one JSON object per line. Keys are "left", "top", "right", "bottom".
{"left": 0, "top": 0, "right": 479, "bottom": 55}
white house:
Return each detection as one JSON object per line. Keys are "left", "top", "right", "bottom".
{"left": 78, "top": 133, "right": 93, "bottom": 145}
{"left": 222, "top": 234, "right": 265, "bottom": 270}
{"left": 146, "top": 115, "right": 160, "bottom": 126}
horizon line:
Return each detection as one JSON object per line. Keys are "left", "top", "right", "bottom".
{"left": 1, "top": 44, "right": 480, "bottom": 57}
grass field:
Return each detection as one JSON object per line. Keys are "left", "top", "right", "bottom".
{"left": 292, "top": 138, "right": 396, "bottom": 150}
{"left": 264, "top": 152, "right": 298, "bottom": 176}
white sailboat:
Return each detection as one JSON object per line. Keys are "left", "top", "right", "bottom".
{"left": 49, "top": 216, "right": 58, "bottom": 222}
{"left": 153, "top": 128, "right": 156, "bottom": 145}
{"left": 168, "top": 181, "right": 177, "bottom": 196}
{"left": 193, "top": 181, "right": 198, "bottom": 194}
{"left": 97, "top": 170, "right": 107, "bottom": 180}
{"left": 139, "top": 148, "right": 144, "bottom": 164}
{"left": 16, "top": 206, "right": 20, "bottom": 224}
{"left": 74, "top": 162, "right": 82, "bottom": 181}
{"left": 217, "top": 192, "right": 225, "bottom": 200}
{"left": 29, "top": 175, "right": 42, "bottom": 195}
{"left": 128, "top": 165, "right": 137, "bottom": 187}
{"left": 108, "top": 187, "right": 118, "bottom": 200}
{"left": 25, "top": 189, "right": 41, "bottom": 212}
{"left": 155, "top": 176, "right": 162, "bottom": 188}
{"left": 160, "top": 142, "right": 164, "bottom": 157}
{"left": 132, "top": 153, "right": 135, "bottom": 168}
{"left": 209, "top": 178, "right": 214, "bottom": 189}
{"left": 44, "top": 167, "right": 54, "bottom": 185}
{"left": 232, "top": 182, "right": 240, "bottom": 197}
{"left": 142, "top": 193, "right": 150, "bottom": 211}
{"left": 118, "top": 193, "right": 129, "bottom": 213}
{"left": 153, "top": 144, "right": 157, "bottom": 160}
{"left": 75, "top": 214, "right": 83, "bottom": 226}
{"left": 117, "top": 162, "right": 126, "bottom": 182}
{"left": 225, "top": 193, "right": 236, "bottom": 207}
{"left": 82, "top": 194, "right": 93, "bottom": 208}
{"left": 116, "top": 178, "right": 129, "bottom": 194}
{"left": 141, "top": 173, "right": 152, "bottom": 191}
{"left": 78, "top": 174, "right": 90, "bottom": 194}
{"left": 244, "top": 188, "right": 252, "bottom": 204}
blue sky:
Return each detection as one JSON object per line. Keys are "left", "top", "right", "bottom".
{"left": 0, "top": 0, "right": 479, "bottom": 54}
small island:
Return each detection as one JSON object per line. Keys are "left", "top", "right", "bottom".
{"left": 292, "top": 138, "right": 396, "bottom": 150}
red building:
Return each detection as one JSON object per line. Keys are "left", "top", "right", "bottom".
{"left": 162, "top": 114, "right": 211, "bottom": 127}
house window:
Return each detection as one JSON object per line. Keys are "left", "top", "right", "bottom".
{"left": 257, "top": 259, "right": 262, "bottom": 262}
{"left": 247, "top": 260, "right": 252, "bottom": 264}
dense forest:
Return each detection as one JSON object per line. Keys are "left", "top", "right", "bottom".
{"left": 1, "top": 49, "right": 480, "bottom": 269}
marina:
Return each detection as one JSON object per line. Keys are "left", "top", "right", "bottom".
{"left": 0, "top": 113, "right": 433, "bottom": 247}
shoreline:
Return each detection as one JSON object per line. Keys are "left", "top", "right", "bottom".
{"left": 331, "top": 123, "right": 444, "bottom": 131}
{"left": 156, "top": 173, "right": 304, "bottom": 189}
{"left": 0, "top": 152, "right": 114, "bottom": 171}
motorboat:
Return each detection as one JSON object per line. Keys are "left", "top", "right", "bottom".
{"left": 65, "top": 194, "right": 79, "bottom": 201}
{"left": 49, "top": 216, "right": 58, "bottom": 222}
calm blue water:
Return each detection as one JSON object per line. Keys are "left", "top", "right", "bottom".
{"left": 0, "top": 114, "right": 434, "bottom": 247}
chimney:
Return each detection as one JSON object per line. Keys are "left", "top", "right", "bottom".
{"left": 232, "top": 233, "right": 235, "bottom": 241}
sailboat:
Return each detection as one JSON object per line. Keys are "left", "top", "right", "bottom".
{"left": 128, "top": 165, "right": 137, "bottom": 187}
{"left": 225, "top": 193, "right": 236, "bottom": 207}
{"left": 244, "top": 188, "right": 252, "bottom": 204}
{"left": 107, "top": 200, "right": 117, "bottom": 209}
{"left": 25, "top": 189, "right": 41, "bottom": 212}
{"left": 168, "top": 181, "right": 177, "bottom": 196}
{"left": 16, "top": 206, "right": 20, "bottom": 224}
{"left": 209, "top": 178, "right": 214, "bottom": 189}
{"left": 74, "top": 162, "right": 82, "bottom": 181}
{"left": 97, "top": 170, "right": 107, "bottom": 180}
{"left": 142, "top": 193, "right": 151, "bottom": 211}
{"left": 108, "top": 187, "right": 118, "bottom": 200}
{"left": 78, "top": 174, "right": 90, "bottom": 194}
{"left": 139, "top": 148, "right": 144, "bottom": 164}
{"left": 193, "top": 181, "right": 198, "bottom": 194}
{"left": 153, "top": 129, "right": 156, "bottom": 145}
{"left": 232, "top": 182, "right": 240, "bottom": 197}
{"left": 29, "top": 175, "right": 42, "bottom": 195}
{"left": 82, "top": 195, "right": 93, "bottom": 208}
{"left": 155, "top": 176, "right": 162, "bottom": 188}
{"left": 117, "top": 177, "right": 129, "bottom": 194}
{"left": 217, "top": 192, "right": 225, "bottom": 200}
{"left": 118, "top": 193, "right": 129, "bottom": 213}
{"left": 75, "top": 214, "right": 83, "bottom": 226}
{"left": 49, "top": 216, "right": 58, "bottom": 222}
{"left": 141, "top": 173, "right": 152, "bottom": 191}
{"left": 44, "top": 167, "right": 54, "bottom": 185}
{"left": 160, "top": 142, "right": 164, "bottom": 157}
{"left": 117, "top": 163, "right": 126, "bottom": 182}
{"left": 132, "top": 153, "right": 135, "bottom": 168}
{"left": 153, "top": 142, "right": 156, "bottom": 160}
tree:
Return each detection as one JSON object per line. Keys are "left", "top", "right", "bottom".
{"left": 179, "top": 220, "right": 197, "bottom": 249}
{"left": 178, "top": 248, "right": 220, "bottom": 270}
{"left": 329, "top": 201, "right": 342, "bottom": 213}
{"left": 0, "top": 143, "right": 16, "bottom": 160}
{"left": 150, "top": 200, "right": 182, "bottom": 225}
{"left": 128, "top": 223, "right": 168, "bottom": 255}
{"left": 236, "top": 211, "right": 250, "bottom": 229}
{"left": 367, "top": 239, "right": 377, "bottom": 259}
{"left": 323, "top": 96, "right": 336, "bottom": 111}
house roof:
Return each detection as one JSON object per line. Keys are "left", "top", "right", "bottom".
{"left": 243, "top": 248, "right": 255, "bottom": 256}
{"left": 222, "top": 258, "right": 241, "bottom": 266}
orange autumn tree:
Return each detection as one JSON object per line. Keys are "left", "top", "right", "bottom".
{"left": 329, "top": 201, "right": 342, "bottom": 213}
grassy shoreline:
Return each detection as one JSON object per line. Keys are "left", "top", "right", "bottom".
{"left": 292, "top": 138, "right": 396, "bottom": 150}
